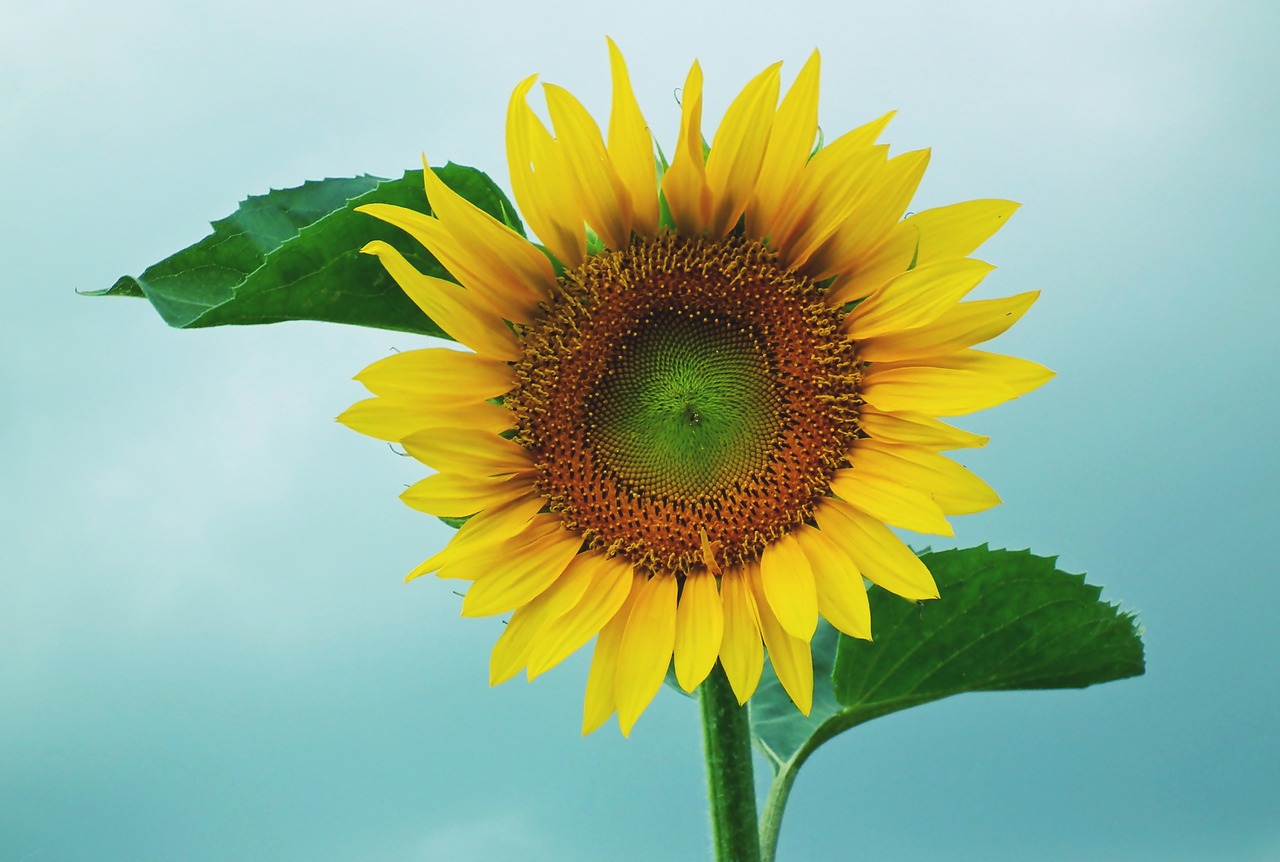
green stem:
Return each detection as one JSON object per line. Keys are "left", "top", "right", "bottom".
{"left": 700, "top": 663, "right": 762, "bottom": 862}
{"left": 757, "top": 761, "right": 799, "bottom": 862}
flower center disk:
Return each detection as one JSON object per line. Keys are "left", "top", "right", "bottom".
{"left": 509, "top": 234, "right": 863, "bottom": 574}
{"left": 593, "top": 307, "right": 779, "bottom": 498}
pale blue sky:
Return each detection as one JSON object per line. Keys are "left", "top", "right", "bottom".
{"left": 2, "top": 1, "right": 1277, "bottom": 860}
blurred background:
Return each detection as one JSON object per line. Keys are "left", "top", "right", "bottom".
{"left": 2, "top": 0, "right": 1277, "bottom": 859}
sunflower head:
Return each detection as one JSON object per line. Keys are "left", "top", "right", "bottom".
{"left": 507, "top": 231, "right": 863, "bottom": 577}
{"left": 339, "top": 39, "right": 1051, "bottom": 736}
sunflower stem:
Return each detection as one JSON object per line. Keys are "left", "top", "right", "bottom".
{"left": 700, "top": 663, "right": 762, "bottom": 862}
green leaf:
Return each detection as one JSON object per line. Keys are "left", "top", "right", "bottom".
{"left": 833, "top": 546, "right": 1144, "bottom": 710}
{"left": 749, "top": 545, "right": 1143, "bottom": 862}
{"left": 89, "top": 164, "right": 523, "bottom": 335}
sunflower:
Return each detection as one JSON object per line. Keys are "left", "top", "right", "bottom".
{"left": 339, "top": 40, "right": 1051, "bottom": 736}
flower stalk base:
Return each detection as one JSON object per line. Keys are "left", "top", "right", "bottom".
{"left": 700, "top": 663, "right": 762, "bottom": 862}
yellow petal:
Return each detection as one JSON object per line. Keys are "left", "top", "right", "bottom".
{"left": 862, "top": 147, "right": 932, "bottom": 226}
{"left": 813, "top": 498, "right": 939, "bottom": 601}
{"left": 354, "top": 347, "right": 515, "bottom": 402}
{"left": 826, "top": 109, "right": 896, "bottom": 151}
{"left": 505, "top": 75, "right": 553, "bottom": 238}
{"left": 700, "top": 527, "right": 723, "bottom": 575}
{"left": 582, "top": 572, "right": 644, "bottom": 734}
{"left": 794, "top": 525, "right": 871, "bottom": 640}
{"left": 825, "top": 199, "right": 1017, "bottom": 301}
{"left": 860, "top": 366, "right": 1019, "bottom": 416}
{"left": 819, "top": 148, "right": 931, "bottom": 276}
{"left": 673, "top": 568, "right": 725, "bottom": 692}
{"left": 661, "top": 61, "right": 711, "bottom": 234}
{"left": 461, "top": 523, "right": 583, "bottom": 617}
{"left": 775, "top": 142, "right": 888, "bottom": 271}
{"left": 891, "top": 349, "right": 1055, "bottom": 398}
{"left": 404, "top": 492, "right": 545, "bottom": 582}
{"left": 746, "top": 50, "right": 820, "bottom": 239}
{"left": 401, "top": 426, "right": 533, "bottom": 477}
{"left": 338, "top": 397, "right": 512, "bottom": 443}
{"left": 356, "top": 202, "right": 541, "bottom": 325}
{"left": 488, "top": 548, "right": 600, "bottom": 684}
{"left": 764, "top": 111, "right": 893, "bottom": 257}
{"left": 858, "top": 409, "right": 989, "bottom": 451}
{"left": 529, "top": 550, "right": 618, "bottom": 628}
{"left": 822, "top": 223, "right": 916, "bottom": 303}
{"left": 718, "top": 570, "right": 764, "bottom": 704}
{"left": 543, "top": 83, "right": 633, "bottom": 249}
{"left": 758, "top": 532, "right": 818, "bottom": 640}
{"left": 422, "top": 159, "right": 555, "bottom": 294}
{"left": 757, "top": 106, "right": 890, "bottom": 248}
{"left": 358, "top": 241, "right": 521, "bottom": 361}
{"left": 843, "top": 258, "right": 994, "bottom": 340}
{"left": 615, "top": 574, "right": 678, "bottom": 736}
{"left": 858, "top": 291, "right": 1040, "bottom": 362}
{"left": 906, "top": 199, "right": 1021, "bottom": 264}
{"left": 400, "top": 471, "right": 535, "bottom": 518}
{"left": 850, "top": 440, "right": 1001, "bottom": 515}
{"left": 506, "top": 76, "right": 586, "bottom": 268}
{"left": 447, "top": 493, "right": 545, "bottom": 551}
{"left": 527, "top": 553, "right": 634, "bottom": 679}
{"left": 705, "top": 62, "right": 781, "bottom": 237}
{"left": 829, "top": 465, "right": 954, "bottom": 536}
{"left": 489, "top": 604, "right": 542, "bottom": 686}
{"left": 433, "top": 507, "right": 556, "bottom": 581}
{"left": 747, "top": 562, "right": 813, "bottom": 715}
{"left": 606, "top": 38, "right": 659, "bottom": 237}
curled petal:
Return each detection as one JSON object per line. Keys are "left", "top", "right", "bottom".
{"left": 661, "top": 61, "right": 712, "bottom": 233}
{"left": 606, "top": 38, "right": 660, "bottom": 237}
{"left": 506, "top": 75, "right": 586, "bottom": 268}
{"left": 358, "top": 241, "right": 521, "bottom": 360}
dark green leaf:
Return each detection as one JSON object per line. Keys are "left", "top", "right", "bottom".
{"left": 750, "top": 546, "right": 1143, "bottom": 862}
{"left": 89, "top": 164, "right": 523, "bottom": 335}
{"left": 833, "top": 546, "right": 1144, "bottom": 709}
{"left": 751, "top": 546, "right": 1142, "bottom": 770}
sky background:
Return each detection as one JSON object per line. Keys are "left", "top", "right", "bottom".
{"left": 3, "top": 0, "right": 1278, "bottom": 860}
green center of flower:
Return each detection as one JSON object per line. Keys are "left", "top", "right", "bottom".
{"left": 592, "top": 309, "right": 780, "bottom": 499}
